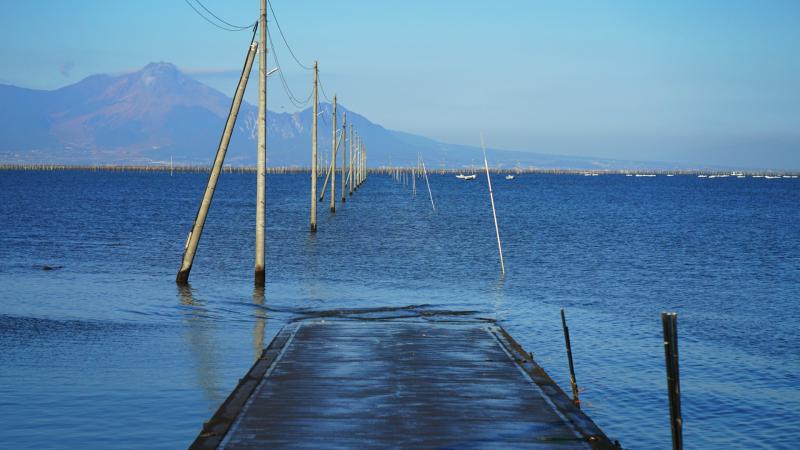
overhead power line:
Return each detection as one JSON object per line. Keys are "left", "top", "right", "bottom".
{"left": 318, "top": 76, "right": 333, "bottom": 103}
{"left": 182, "top": 0, "right": 255, "bottom": 31}
{"left": 267, "top": 0, "right": 314, "bottom": 70}
{"left": 267, "top": 26, "right": 314, "bottom": 108}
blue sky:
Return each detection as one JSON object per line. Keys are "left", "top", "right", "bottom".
{"left": 1, "top": 0, "right": 799, "bottom": 168}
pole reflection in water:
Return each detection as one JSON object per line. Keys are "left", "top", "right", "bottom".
{"left": 252, "top": 286, "right": 267, "bottom": 362}
{"left": 177, "top": 284, "right": 224, "bottom": 406}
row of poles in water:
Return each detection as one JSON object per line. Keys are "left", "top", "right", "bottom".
{"left": 175, "top": 0, "right": 366, "bottom": 285}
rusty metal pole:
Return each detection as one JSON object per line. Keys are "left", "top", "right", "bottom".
{"left": 662, "top": 312, "right": 683, "bottom": 450}
{"left": 176, "top": 42, "right": 258, "bottom": 284}
{"left": 330, "top": 96, "right": 337, "bottom": 212}
{"left": 310, "top": 61, "right": 318, "bottom": 232}
{"left": 254, "top": 0, "right": 267, "bottom": 286}
{"left": 560, "top": 308, "right": 580, "bottom": 407}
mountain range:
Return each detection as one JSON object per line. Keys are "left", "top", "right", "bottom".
{"left": 0, "top": 62, "right": 747, "bottom": 170}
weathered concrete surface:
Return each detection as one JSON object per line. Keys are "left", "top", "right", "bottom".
{"left": 191, "top": 316, "right": 617, "bottom": 449}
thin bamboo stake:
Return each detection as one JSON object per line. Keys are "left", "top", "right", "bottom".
{"left": 481, "top": 133, "right": 505, "bottom": 275}
{"left": 420, "top": 155, "right": 435, "bottom": 212}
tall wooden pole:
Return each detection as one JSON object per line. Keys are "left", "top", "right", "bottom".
{"left": 310, "top": 61, "right": 318, "bottom": 232}
{"left": 355, "top": 135, "right": 360, "bottom": 191}
{"left": 341, "top": 112, "right": 347, "bottom": 203}
{"left": 355, "top": 136, "right": 359, "bottom": 188}
{"left": 254, "top": 0, "right": 267, "bottom": 286}
{"left": 177, "top": 42, "right": 258, "bottom": 284}
{"left": 330, "top": 96, "right": 337, "bottom": 212}
{"left": 349, "top": 125, "right": 354, "bottom": 196}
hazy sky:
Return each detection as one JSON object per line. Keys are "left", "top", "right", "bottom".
{"left": 1, "top": 1, "right": 798, "bottom": 168}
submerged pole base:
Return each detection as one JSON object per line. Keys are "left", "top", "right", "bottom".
{"left": 310, "top": 224, "right": 317, "bottom": 233}
{"left": 254, "top": 268, "right": 265, "bottom": 286}
{"left": 176, "top": 268, "right": 191, "bottom": 285}
{"left": 331, "top": 206, "right": 336, "bottom": 213}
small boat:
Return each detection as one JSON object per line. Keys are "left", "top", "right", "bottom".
{"left": 765, "top": 175, "right": 781, "bottom": 179}
{"left": 505, "top": 174, "right": 515, "bottom": 180}
{"left": 667, "top": 174, "right": 675, "bottom": 177}
{"left": 456, "top": 173, "right": 477, "bottom": 180}
{"left": 698, "top": 175, "right": 708, "bottom": 178}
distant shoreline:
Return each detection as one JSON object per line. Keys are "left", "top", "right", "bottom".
{"left": 0, "top": 164, "right": 797, "bottom": 176}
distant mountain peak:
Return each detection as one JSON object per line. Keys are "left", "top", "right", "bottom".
{"left": 142, "top": 61, "right": 180, "bottom": 75}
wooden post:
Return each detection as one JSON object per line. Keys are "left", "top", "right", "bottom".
{"left": 330, "top": 96, "right": 337, "bottom": 212}
{"left": 177, "top": 41, "right": 258, "bottom": 284}
{"left": 662, "top": 312, "right": 683, "bottom": 450}
{"left": 560, "top": 308, "right": 580, "bottom": 407}
{"left": 310, "top": 61, "right": 318, "bottom": 232}
{"left": 255, "top": 0, "right": 267, "bottom": 286}
{"left": 341, "top": 112, "right": 347, "bottom": 203}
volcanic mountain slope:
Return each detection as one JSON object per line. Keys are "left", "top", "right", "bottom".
{"left": 1, "top": 62, "right": 678, "bottom": 169}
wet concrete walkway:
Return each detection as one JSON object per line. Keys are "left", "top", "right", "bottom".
{"left": 191, "top": 315, "right": 617, "bottom": 449}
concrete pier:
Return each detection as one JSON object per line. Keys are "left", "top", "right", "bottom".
{"left": 191, "top": 313, "right": 617, "bottom": 449}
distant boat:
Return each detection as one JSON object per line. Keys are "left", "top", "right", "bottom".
{"left": 505, "top": 174, "right": 515, "bottom": 180}
{"left": 765, "top": 175, "right": 781, "bottom": 179}
{"left": 635, "top": 174, "right": 656, "bottom": 177}
{"left": 698, "top": 175, "right": 708, "bottom": 178}
{"left": 456, "top": 173, "right": 476, "bottom": 180}
{"left": 667, "top": 174, "right": 675, "bottom": 177}
{"left": 625, "top": 174, "right": 633, "bottom": 177}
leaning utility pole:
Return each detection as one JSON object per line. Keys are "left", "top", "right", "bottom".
{"left": 310, "top": 61, "right": 318, "bottom": 232}
{"left": 176, "top": 41, "right": 258, "bottom": 284}
{"left": 254, "top": 0, "right": 267, "bottom": 286}
{"left": 330, "top": 95, "right": 337, "bottom": 212}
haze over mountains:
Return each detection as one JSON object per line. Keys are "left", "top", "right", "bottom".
{"left": 0, "top": 62, "right": 791, "bottom": 170}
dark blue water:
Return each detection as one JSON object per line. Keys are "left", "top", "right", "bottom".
{"left": 1, "top": 170, "right": 798, "bottom": 449}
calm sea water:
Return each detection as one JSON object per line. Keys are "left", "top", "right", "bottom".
{"left": 0, "top": 170, "right": 798, "bottom": 449}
